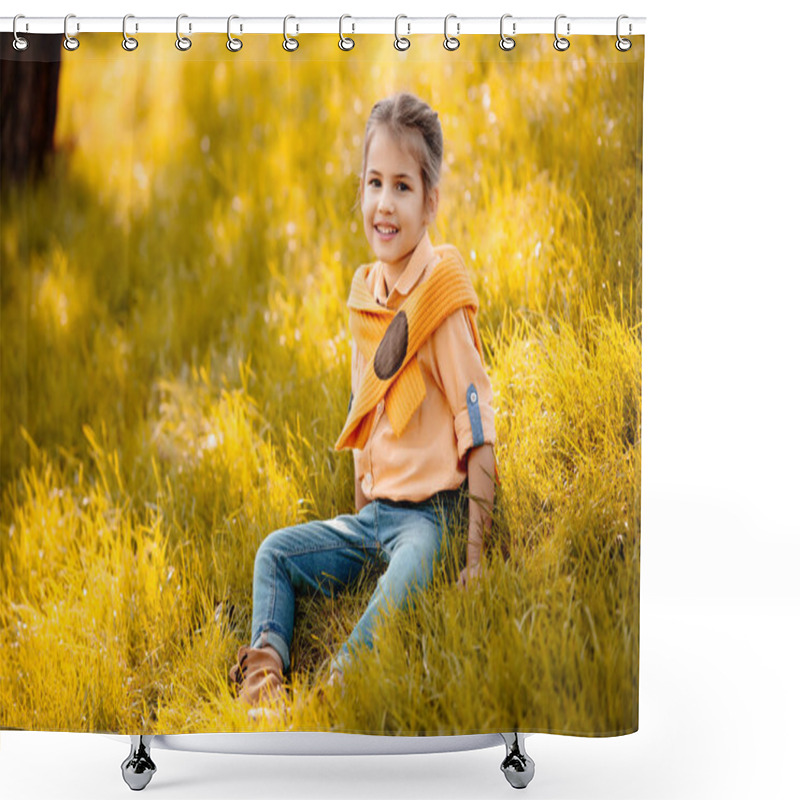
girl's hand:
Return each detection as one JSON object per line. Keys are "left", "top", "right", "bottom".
{"left": 457, "top": 561, "right": 483, "bottom": 590}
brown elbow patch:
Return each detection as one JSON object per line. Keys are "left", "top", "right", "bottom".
{"left": 374, "top": 311, "right": 409, "bottom": 380}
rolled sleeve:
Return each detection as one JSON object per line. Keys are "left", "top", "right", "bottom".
{"left": 431, "top": 309, "right": 496, "bottom": 460}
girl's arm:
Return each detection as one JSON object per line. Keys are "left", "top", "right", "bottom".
{"left": 354, "top": 461, "right": 368, "bottom": 512}
{"left": 459, "top": 442, "right": 495, "bottom": 587}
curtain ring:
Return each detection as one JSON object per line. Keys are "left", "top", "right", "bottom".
{"left": 63, "top": 13, "right": 80, "bottom": 51}
{"left": 443, "top": 14, "right": 460, "bottom": 51}
{"left": 176, "top": 14, "right": 192, "bottom": 51}
{"left": 283, "top": 15, "right": 299, "bottom": 51}
{"left": 394, "top": 15, "right": 410, "bottom": 51}
{"left": 227, "top": 15, "right": 243, "bottom": 51}
{"left": 122, "top": 14, "right": 139, "bottom": 51}
{"left": 616, "top": 15, "right": 632, "bottom": 51}
{"left": 12, "top": 15, "right": 29, "bottom": 51}
{"left": 499, "top": 14, "right": 515, "bottom": 51}
{"left": 283, "top": 14, "right": 300, "bottom": 53}
{"left": 553, "top": 14, "right": 570, "bottom": 51}
{"left": 339, "top": 14, "right": 355, "bottom": 50}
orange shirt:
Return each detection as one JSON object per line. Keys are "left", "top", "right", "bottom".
{"left": 350, "top": 231, "right": 495, "bottom": 503}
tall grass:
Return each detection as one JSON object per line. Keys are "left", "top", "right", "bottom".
{"left": 0, "top": 34, "right": 642, "bottom": 735}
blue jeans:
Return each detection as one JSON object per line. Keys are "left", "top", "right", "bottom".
{"left": 250, "top": 488, "right": 465, "bottom": 674}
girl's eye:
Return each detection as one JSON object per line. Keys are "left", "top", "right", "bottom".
{"left": 367, "top": 179, "right": 409, "bottom": 190}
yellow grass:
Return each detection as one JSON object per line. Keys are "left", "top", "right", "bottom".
{"left": 0, "top": 34, "right": 642, "bottom": 735}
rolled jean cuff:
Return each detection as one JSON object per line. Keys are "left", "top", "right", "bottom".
{"left": 253, "top": 626, "right": 291, "bottom": 673}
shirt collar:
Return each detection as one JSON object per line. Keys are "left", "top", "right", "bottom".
{"left": 374, "top": 230, "right": 436, "bottom": 307}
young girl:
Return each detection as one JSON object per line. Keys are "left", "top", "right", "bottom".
{"left": 230, "top": 92, "right": 496, "bottom": 718}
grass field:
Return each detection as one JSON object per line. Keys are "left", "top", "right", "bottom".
{"left": 0, "top": 33, "right": 643, "bottom": 735}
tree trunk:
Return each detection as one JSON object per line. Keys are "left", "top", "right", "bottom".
{"left": 0, "top": 34, "right": 62, "bottom": 187}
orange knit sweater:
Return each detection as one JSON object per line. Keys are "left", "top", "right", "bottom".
{"left": 335, "top": 246, "right": 483, "bottom": 452}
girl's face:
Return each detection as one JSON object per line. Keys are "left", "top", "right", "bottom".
{"left": 360, "top": 125, "right": 438, "bottom": 274}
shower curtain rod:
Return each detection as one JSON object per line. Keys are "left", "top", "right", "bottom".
{"left": 1, "top": 16, "right": 646, "bottom": 37}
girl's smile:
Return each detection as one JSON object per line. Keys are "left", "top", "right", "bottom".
{"left": 375, "top": 224, "right": 399, "bottom": 241}
{"left": 360, "top": 125, "right": 438, "bottom": 287}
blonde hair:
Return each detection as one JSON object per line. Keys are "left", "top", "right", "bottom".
{"left": 360, "top": 92, "right": 443, "bottom": 203}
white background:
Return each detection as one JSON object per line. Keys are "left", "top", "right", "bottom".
{"left": 2, "top": 1, "right": 799, "bottom": 798}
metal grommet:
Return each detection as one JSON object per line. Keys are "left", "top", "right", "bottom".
{"left": 63, "top": 13, "right": 80, "bottom": 51}
{"left": 283, "top": 15, "right": 299, "bottom": 51}
{"left": 339, "top": 14, "right": 355, "bottom": 50}
{"left": 176, "top": 14, "right": 192, "bottom": 51}
{"left": 443, "top": 14, "right": 460, "bottom": 51}
{"left": 499, "top": 14, "right": 515, "bottom": 51}
{"left": 616, "top": 15, "right": 632, "bottom": 52}
{"left": 227, "top": 15, "right": 243, "bottom": 52}
{"left": 12, "top": 15, "right": 29, "bottom": 51}
{"left": 554, "top": 14, "right": 570, "bottom": 51}
{"left": 122, "top": 14, "right": 139, "bottom": 51}
{"left": 394, "top": 15, "right": 410, "bottom": 51}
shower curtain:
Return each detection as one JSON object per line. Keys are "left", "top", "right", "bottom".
{"left": 0, "top": 30, "right": 643, "bottom": 738}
